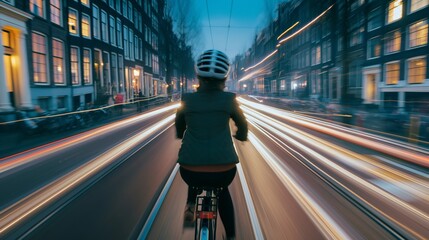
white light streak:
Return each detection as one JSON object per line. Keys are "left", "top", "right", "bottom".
{"left": 278, "top": 5, "right": 334, "bottom": 45}
{"left": 244, "top": 49, "right": 278, "bottom": 72}
{"left": 0, "top": 115, "right": 176, "bottom": 236}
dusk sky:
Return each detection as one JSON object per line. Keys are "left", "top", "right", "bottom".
{"left": 169, "top": 0, "right": 280, "bottom": 60}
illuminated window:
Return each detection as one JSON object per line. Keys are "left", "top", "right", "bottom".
{"left": 52, "top": 39, "right": 65, "bottom": 85}
{"left": 32, "top": 32, "right": 48, "bottom": 84}
{"left": 410, "top": 0, "right": 428, "bottom": 13}
{"left": 30, "top": 0, "right": 45, "bottom": 18}
{"left": 50, "top": 0, "right": 61, "bottom": 25}
{"left": 68, "top": 8, "right": 79, "bottom": 36}
{"left": 385, "top": 30, "right": 401, "bottom": 53}
{"left": 81, "top": 0, "right": 89, "bottom": 7}
{"left": 2, "top": 30, "right": 11, "bottom": 47}
{"left": 408, "top": 58, "right": 426, "bottom": 83}
{"left": 92, "top": 5, "right": 100, "bottom": 39}
{"left": 82, "top": 14, "right": 91, "bottom": 38}
{"left": 385, "top": 62, "right": 400, "bottom": 84}
{"left": 408, "top": 20, "right": 428, "bottom": 48}
{"left": 368, "top": 37, "right": 382, "bottom": 59}
{"left": 387, "top": 0, "right": 403, "bottom": 23}
{"left": 83, "top": 49, "right": 92, "bottom": 84}
{"left": 70, "top": 47, "right": 80, "bottom": 85}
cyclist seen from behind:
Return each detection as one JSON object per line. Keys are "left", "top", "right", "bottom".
{"left": 175, "top": 49, "right": 248, "bottom": 239}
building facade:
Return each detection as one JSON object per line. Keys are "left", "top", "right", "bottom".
{"left": 231, "top": 0, "right": 429, "bottom": 112}
{"left": 0, "top": 0, "right": 190, "bottom": 121}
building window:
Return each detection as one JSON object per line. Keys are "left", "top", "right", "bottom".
{"left": 134, "top": 35, "right": 139, "bottom": 60}
{"left": 387, "top": 0, "right": 403, "bottom": 24}
{"left": 280, "top": 80, "right": 286, "bottom": 91}
{"left": 122, "top": 0, "right": 127, "bottom": 19}
{"left": 101, "top": 11, "right": 108, "bottom": 43}
{"left": 408, "top": 58, "right": 426, "bottom": 84}
{"left": 117, "top": 19, "right": 122, "bottom": 48}
{"left": 123, "top": 26, "right": 129, "bottom": 59}
{"left": 32, "top": 32, "right": 48, "bottom": 84}
{"left": 50, "top": 0, "right": 62, "bottom": 25}
{"left": 410, "top": 0, "right": 428, "bottom": 13}
{"left": 116, "top": 0, "right": 121, "bottom": 14}
{"left": 368, "top": 37, "right": 382, "bottom": 59}
{"left": 350, "top": 27, "right": 364, "bottom": 46}
{"left": 69, "top": 8, "right": 79, "bottom": 36}
{"left": 2, "top": 30, "right": 11, "bottom": 47}
{"left": 109, "top": 0, "right": 114, "bottom": 8}
{"left": 81, "top": 0, "right": 90, "bottom": 7}
{"left": 368, "top": 8, "right": 382, "bottom": 31}
{"left": 111, "top": 53, "right": 117, "bottom": 91}
{"left": 70, "top": 47, "right": 81, "bottom": 85}
{"left": 102, "top": 52, "right": 110, "bottom": 92}
{"left": 153, "top": 54, "right": 159, "bottom": 74}
{"left": 83, "top": 48, "right": 92, "bottom": 84}
{"left": 118, "top": 55, "right": 124, "bottom": 92}
{"left": 109, "top": 16, "right": 116, "bottom": 46}
{"left": 129, "top": 29, "right": 134, "bottom": 60}
{"left": 92, "top": 5, "right": 100, "bottom": 39}
{"left": 408, "top": 20, "right": 428, "bottom": 48}
{"left": 57, "top": 96, "right": 66, "bottom": 109}
{"left": 52, "top": 39, "right": 65, "bottom": 85}
{"left": 128, "top": 1, "right": 132, "bottom": 21}
{"left": 385, "top": 62, "right": 400, "bottom": 84}
{"left": 30, "top": 0, "right": 45, "bottom": 18}
{"left": 82, "top": 14, "right": 91, "bottom": 38}
{"left": 385, "top": 30, "right": 401, "bottom": 54}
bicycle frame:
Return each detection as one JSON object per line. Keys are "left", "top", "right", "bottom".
{"left": 194, "top": 187, "right": 221, "bottom": 240}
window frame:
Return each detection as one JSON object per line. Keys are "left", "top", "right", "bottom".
{"left": 70, "top": 46, "right": 81, "bottom": 86}
{"left": 407, "top": 19, "right": 428, "bottom": 49}
{"left": 407, "top": 56, "right": 427, "bottom": 84}
{"left": 68, "top": 8, "right": 79, "bottom": 36}
{"left": 50, "top": 0, "right": 62, "bottom": 26}
{"left": 81, "top": 13, "right": 91, "bottom": 39}
{"left": 385, "top": 29, "right": 402, "bottom": 54}
{"left": 32, "top": 31, "right": 49, "bottom": 85}
{"left": 83, "top": 48, "right": 93, "bottom": 85}
{"left": 386, "top": 0, "right": 403, "bottom": 24}
{"left": 52, "top": 38, "right": 66, "bottom": 85}
{"left": 384, "top": 61, "right": 401, "bottom": 85}
{"left": 30, "top": 0, "right": 45, "bottom": 18}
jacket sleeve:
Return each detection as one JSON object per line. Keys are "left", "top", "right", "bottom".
{"left": 175, "top": 96, "right": 187, "bottom": 139}
{"left": 230, "top": 95, "right": 248, "bottom": 141}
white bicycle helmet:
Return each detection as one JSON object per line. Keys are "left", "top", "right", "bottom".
{"left": 195, "top": 49, "right": 230, "bottom": 80}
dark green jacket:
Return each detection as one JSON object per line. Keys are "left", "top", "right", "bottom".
{"left": 175, "top": 89, "right": 248, "bottom": 166}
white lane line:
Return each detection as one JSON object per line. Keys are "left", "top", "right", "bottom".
{"left": 138, "top": 164, "right": 180, "bottom": 240}
{"left": 236, "top": 163, "right": 265, "bottom": 240}
{"left": 248, "top": 132, "right": 352, "bottom": 240}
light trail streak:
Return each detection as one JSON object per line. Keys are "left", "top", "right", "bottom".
{"left": 0, "top": 115, "right": 176, "bottom": 237}
{"left": 238, "top": 98, "right": 429, "bottom": 168}
{"left": 244, "top": 108, "right": 429, "bottom": 238}
{"left": 277, "top": 21, "right": 299, "bottom": 40}
{"left": 244, "top": 106, "right": 429, "bottom": 199}
{"left": 0, "top": 104, "right": 180, "bottom": 173}
{"left": 244, "top": 49, "right": 278, "bottom": 72}
{"left": 247, "top": 132, "right": 352, "bottom": 240}
{"left": 278, "top": 5, "right": 334, "bottom": 45}
{"left": 238, "top": 59, "right": 277, "bottom": 82}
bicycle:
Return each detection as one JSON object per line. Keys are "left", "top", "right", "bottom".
{"left": 193, "top": 186, "right": 222, "bottom": 240}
